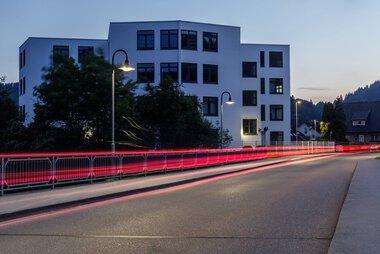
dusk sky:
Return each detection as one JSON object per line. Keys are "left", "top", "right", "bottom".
{"left": 1, "top": 0, "right": 379, "bottom": 102}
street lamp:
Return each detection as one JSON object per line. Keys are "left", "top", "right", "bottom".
{"left": 295, "top": 100, "right": 301, "bottom": 143}
{"left": 220, "top": 91, "right": 234, "bottom": 148}
{"left": 111, "top": 49, "right": 135, "bottom": 153}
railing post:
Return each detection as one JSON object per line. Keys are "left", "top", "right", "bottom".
{"left": 1, "top": 157, "right": 4, "bottom": 196}
{"left": 144, "top": 154, "right": 148, "bottom": 176}
{"left": 51, "top": 156, "right": 56, "bottom": 190}
{"left": 119, "top": 155, "right": 123, "bottom": 180}
{"left": 90, "top": 155, "right": 94, "bottom": 184}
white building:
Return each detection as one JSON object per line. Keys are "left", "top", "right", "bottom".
{"left": 19, "top": 20, "right": 290, "bottom": 147}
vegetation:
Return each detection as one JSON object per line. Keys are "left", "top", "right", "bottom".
{"left": 345, "top": 80, "right": 380, "bottom": 102}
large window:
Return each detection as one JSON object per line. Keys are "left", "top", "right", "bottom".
{"left": 181, "top": 30, "right": 197, "bottom": 50}
{"left": 242, "top": 90, "right": 257, "bottom": 106}
{"left": 203, "top": 64, "right": 218, "bottom": 84}
{"left": 270, "top": 105, "right": 283, "bottom": 121}
{"left": 260, "top": 78, "right": 265, "bottom": 94}
{"left": 137, "top": 30, "right": 154, "bottom": 50}
{"left": 160, "top": 63, "right": 178, "bottom": 82}
{"left": 242, "top": 62, "right": 257, "bottom": 78}
{"left": 269, "top": 78, "right": 283, "bottom": 94}
{"left": 161, "top": 30, "right": 178, "bottom": 49}
{"left": 53, "top": 45, "right": 69, "bottom": 62}
{"left": 270, "top": 131, "right": 284, "bottom": 144}
{"left": 137, "top": 63, "right": 154, "bottom": 83}
{"left": 203, "top": 32, "right": 218, "bottom": 52}
{"left": 78, "top": 46, "right": 94, "bottom": 63}
{"left": 260, "top": 51, "right": 265, "bottom": 67}
{"left": 181, "top": 63, "right": 197, "bottom": 83}
{"left": 261, "top": 104, "right": 266, "bottom": 121}
{"left": 203, "top": 97, "right": 218, "bottom": 116}
{"left": 243, "top": 119, "right": 257, "bottom": 135}
{"left": 269, "top": 51, "right": 283, "bottom": 68}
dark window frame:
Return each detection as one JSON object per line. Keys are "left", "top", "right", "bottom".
{"left": 269, "top": 51, "right": 283, "bottom": 68}
{"left": 22, "top": 49, "right": 26, "bottom": 67}
{"left": 260, "top": 78, "right": 265, "bottom": 94}
{"left": 181, "top": 30, "right": 197, "bottom": 50}
{"left": 270, "top": 131, "right": 284, "bottom": 143}
{"left": 242, "top": 119, "right": 258, "bottom": 135}
{"left": 78, "top": 46, "right": 94, "bottom": 63}
{"left": 203, "top": 32, "right": 218, "bottom": 52}
{"left": 261, "top": 104, "right": 266, "bottom": 121}
{"left": 260, "top": 51, "right": 265, "bottom": 68}
{"left": 160, "top": 29, "right": 179, "bottom": 50}
{"left": 181, "top": 63, "right": 197, "bottom": 83}
{"left": 137, "top": 30, "right": 155, "bottom": 50}
{"left": 203, "top": 96, "right": 218, "bottom": 116}
{"left": 242, "top": 90, "right": 257, "bottom": 106}
{"left": 137, "top": 63, "right": 155, "bottom": 83}
{"left": 203, "top": 64, "right": 218, "bottom": 84}
{"left": 242, "top": 62, "right": 257, "bottom": 78}
{"left": 269, "top": 78, "right": 284, "bottom": 94}
{"left": 270, "top": 105, "right": 284, "bottom": 121}
{"left": 53, "top": 45, "right": 69, "bottom": 62}
{"left": 160, "top": 62, "right": 178, "bottom": 82}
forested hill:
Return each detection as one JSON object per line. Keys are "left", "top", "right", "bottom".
{"left": 344, "top": 80, "right": 380, "bottom": 102}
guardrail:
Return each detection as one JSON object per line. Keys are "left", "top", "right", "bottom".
{"left": 0, "top": 142, "right": 336, "bottom": 196}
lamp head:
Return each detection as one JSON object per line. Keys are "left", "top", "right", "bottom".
{"left": 226, "top": 97, "right": 235, "bottom": 105}
{"left": 118, "top": 59, "right": 135, "bottom": 72}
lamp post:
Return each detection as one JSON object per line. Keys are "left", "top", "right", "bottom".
{"left": 111, "top": 49, "right": 135, "bottom": 153}
{"left": 295, "top": 100, "right": 301, "bottom": 143}
{"left": 220, "top": 91, "right": 234, "bottom": 148}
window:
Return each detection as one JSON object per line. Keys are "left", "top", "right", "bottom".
{"left": 19, "top": 104, "right": 25, "bottom": 119}
{"left": 269, "top": 78, "right": 283, "bottom": 94}
{"left": 269, "top": 51, "right": 283, "bottom": 67}
{"left": 78, "top": 46, "right": 94, "bottom": 63}
{"left": 261, "top": 104, "right": 266, "bottom": 121}
{"left": 260, "top": 78, "right": 265, "bottom": 94}
{"left": 181, "top": 30, "right": 197, "bottom": 50}
{"left": 203, "top": 32, "right": 218, "bottom": 52}
{"left": 270, "top": 131, "right": 284, "bottom": 144}
{"left": 203, "top": 97, "right": 218, "bottom": 116}
{"left": 260, "top": 51, "right": 265, "bottom": 67}
{"left": 243, "top": 119, "right": 257, "bottom": 135}
{"left": 160, "top": 63, "right": 178, "bottom": 82}
{"left": 203, "top": 64, "right": 218, "bottom": 84}
{"left": 242, "top": 62, "right": 257, "bottom": 78}
{"left": 242, "top": 90, "right": 257, "bottom": 106}
{"left": 19, "top": 52, "right": 22, "bottom": 69}
{"left": 181, "top": 63, "right": 197, "bottom": 83}
{"left": 137, "top": 30, "right": 154, "bottom": 50}
{"left": 270, "top": 105, "right": 283, "bottom": 121}
{"left": 23, "top": 49, "right": 26, "bottom": 67}
{"left": 19, "top": 78, "right": 23, "bottom": 96}
{"left": 22, "top": 77, "right": 25, "bottom": 95}
{"left": 137, "top": 63, "right": 155, "bottom": 83}
{"left": 53, "top": 45, "right": 69, "bottom": 62}
{"left": 161, "top": 30, "right": 178, "bottom": 49}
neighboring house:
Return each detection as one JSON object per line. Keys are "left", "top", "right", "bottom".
{"left": 297, "top": 122, "right": 320, "bottom": 141}
{"left": 19, "top": 20, "right": 290, "bottom": 148}
{"left": 343, "top": 101, "right": 380, "bottom": 143}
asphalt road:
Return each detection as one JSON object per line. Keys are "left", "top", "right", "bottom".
{"left": 0, "top": 154, "right": 361, "bottom": 254}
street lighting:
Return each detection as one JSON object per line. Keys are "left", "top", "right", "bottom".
{"left": 220, "top": 91, "right": 234, "bottom": 148}
{"left": 111, "top": 49, "right": 135, "bottom": 153}
{"left": 295, "top": 100, "right": 301, "bottom": 143}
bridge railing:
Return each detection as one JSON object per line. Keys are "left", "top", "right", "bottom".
{"left": 0, "top": 142, "right": 336, "bottom": 195}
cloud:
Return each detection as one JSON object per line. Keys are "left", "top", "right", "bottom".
{"left": 297, "top": 87, "right": 330, "bottom": 91}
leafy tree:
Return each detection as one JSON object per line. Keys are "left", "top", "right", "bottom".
{"left": 33, "top": 53, "right": 135, "bottom": 150}
{"left": 319, "top": 121, "right": 331, "bottom": 141}
{"left": 136, "top": 79, "right": 222, "bottom": 148}
{"left": 332, "top": 96, "right": 347, "bottom": 142}
{"left": 320, "top": 102, "right": 334, "bottom": 140}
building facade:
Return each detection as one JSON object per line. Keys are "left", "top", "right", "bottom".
{"left": 19, "top": 20, "right": 290, "bottom": 147}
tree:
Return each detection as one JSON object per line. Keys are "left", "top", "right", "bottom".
{"left": 332, "top": 96, "right": 347, "bottom": 142}
{"left": 136, "top": 79, "right": 222, "bottom": 148}
{"left": 32, "top": 53, "right": 135, "bottom": 150}
{"left": 320, "top": 102, "right": 334, "bottom": 140}
{"left": 320, "top": 121, "right": 331, "bottom": 141}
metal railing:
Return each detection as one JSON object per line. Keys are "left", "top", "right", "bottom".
{"left": 0, "top": 142, "right": 336, "bottom": 196}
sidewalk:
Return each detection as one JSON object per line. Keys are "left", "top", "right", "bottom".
{"left": 0, "top": 155, "right": 318, "bottom": 219}
{"left": 328, "top": 156, "right": 380, "bottom": 254}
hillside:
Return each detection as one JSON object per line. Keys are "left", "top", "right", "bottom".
{"left": 344, "top": 80, "right": 380, "bottom": 102}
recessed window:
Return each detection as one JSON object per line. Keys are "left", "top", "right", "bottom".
{"left": 78, "top": 46, "right": 94, "bottom": 63}
{"left": 137, "top": 30, "right": 154, "bottom": 50}
{"left": 160, "top": 63, "right": 178, "bottom": 82}
{"left": 19, "top": 77, "right": 26, "bottom": 96}
{"left": 181, "top": 63, "right": 197, "bottom": 83}
{"left": 203, "top": 96, "right": 218, "bottom": 116}
{"left": 22, "top": 49, "right": 26, "bottom": 67}
{"left": 181, "top": 30, "right": 197, "bottom": 50}
{"left": 19, "top": 52, "right": 22, "bottom": 69}
{"left": 269, "top": 78, "right": 283, "bottom": 94}
{"left": 19, "top": 78, "right": 23, "bottom": 96}
{"left": 260, "top": 78, "right": 265, "bottom": 94}
{"left": 269, "top": 51, "right": 283, "bottom": 68}
{"left": 242, "top": 90, "right": 257, "bottom": 106}
{"left": 203, "top": 32, "right": 218, "bottom": 52}
{"left": 53, "top": 45, "right": 69, "bottom": 62}
{"left": 161, "top": 30, "right": 178, "bottom": 49}
{"left": 203, "top": 64, "right": 218, "bottom": 84}
{"left": 270, "top": 131, "right": 284, "bottom": 143}
{"left": 261, "top": 104, "right": 266, "bottom": 121}
{"left": 19, "top": 104, "right": 25, "bottom": 119}
{"left": 260, "top": 51, "right": 265, "bottom": 68}
{"left": 242, "top": 62, "right": 257, "bottom": 78}
{"left": 270, "top": 105, "right": 283, "bottom": 121}
{"left": 243, "top": 119, "right": 257, "bottom": 135}
{"left": 137, "top": 63, "right": 155, "bottom": 83}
